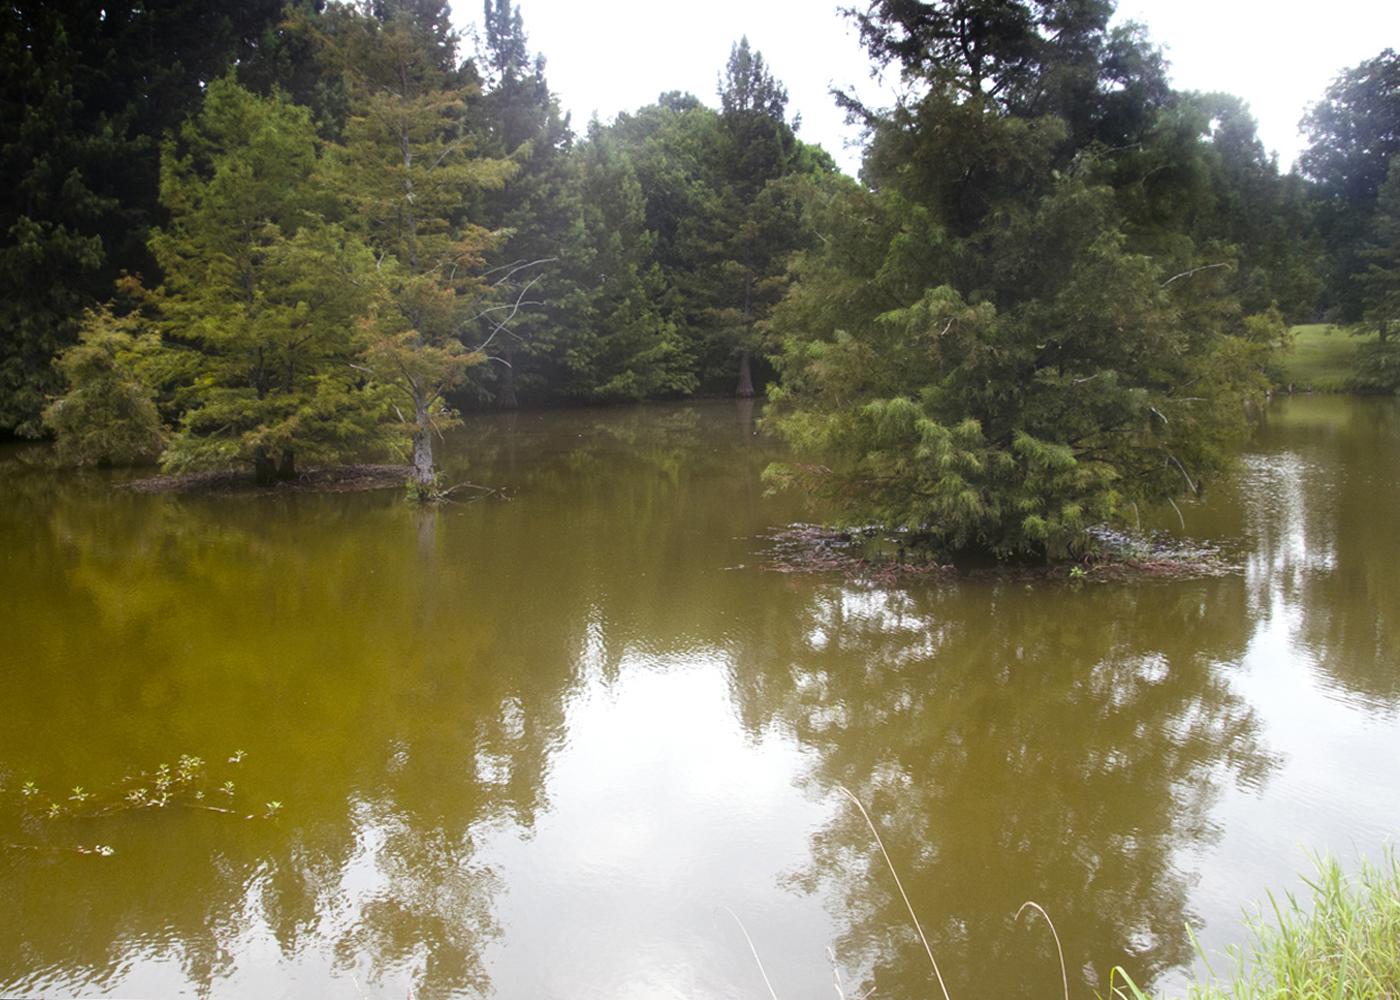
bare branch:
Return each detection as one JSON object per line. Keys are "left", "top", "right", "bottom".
{"left": 1165, "top": 452, "right": 1199, "bottom": 495}
{"left": 473, "top": 272, "right": 546, "bottom": 354}
{"left": 1161, "top": 262, "right": 1232, "bottom": 288}
{"left": 486, "top": 256, "right": 559, "bottom": 287}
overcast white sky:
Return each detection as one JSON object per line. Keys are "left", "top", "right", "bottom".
{"left": 450, "top": 1, "right": 1400, "bottom": 176}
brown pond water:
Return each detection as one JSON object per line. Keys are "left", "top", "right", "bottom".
{"left": 1, "top": 395, "right": 1398, "bottom": 999}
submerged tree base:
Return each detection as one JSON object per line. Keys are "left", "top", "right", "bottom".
{"left": 753, "top": 524, "right": 957, "bottom": 581}
{"left": 754, "top": 524, "right": 1239, "bottom": 583}
{"left": 121, "top": 464, "right": 413, "bottom": 496}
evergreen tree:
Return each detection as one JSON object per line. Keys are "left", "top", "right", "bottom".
{"left": 582, "top": 95, "right": 722, "bottom": 396}
{"left": 1300, "top": 49, "right": 1400, "bottom": 321}
{"left": 766, "top": 0, "right": 1276, "bottom": 560}
{"left": 1103, "top": 91, "right": 1321, "bottom": 323}
{"left": 848, "top": 0, "right": 1172, "bottom": 151}
{"left": 577, "top": 84, "right": 829, "bottom": 399}
{"left": 151, "top": 78, "right": 388, "bottom": 485}
{"left": 1351, "top": 160, "right": 1400, "bottom": 392}
{"left": 676, "top": 38, "right": 812, "bottom": 397}
{"left": 561, "top": 127, "right": 696, "bottom": 400}
{"left": 42, "top": 299, "right": 166, "bottom": 466}
{"left": 0, "top": 0, "right": 284, "bottom": 437}
{"left": 326, "top": 2, "right": 515, "bottom": 488}
{"left": 471, "top": 0, "right": 576, "bottom": 407}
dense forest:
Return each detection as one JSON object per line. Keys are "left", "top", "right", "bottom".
{"left": 2, "top": 0, "right": 1398, "bottom": 555}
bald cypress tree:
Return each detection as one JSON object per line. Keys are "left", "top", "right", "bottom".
{"left": 325, "top": 2, "right": 515, "bottom": 490}
{"left": 151, "top": 79, "right": 389, "bottom": 485}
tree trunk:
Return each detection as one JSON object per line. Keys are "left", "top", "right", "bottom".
{"left": 411, "top": 398, "right": 435, "bottom": 486}
{"left": 735, "top": 349, "right": 755, "bottom": 398}
{"left": 736, "top": 396, "right": 756, "bottom": 439}
{"left": 277, "top": 448, "right": 296, "bottom": 481}
{"left": 499, "top": 346, "right": 519, "bottom": 409}
{"left": 253, "top": 446, "right": 276, "bottom": 487}
{"left": 1381, "top": 319, "right": 1390, "bottom": 344}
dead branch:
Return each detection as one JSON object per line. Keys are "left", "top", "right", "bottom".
{"left": 1161, "top": 262, "right": 1232, "bottom": 288}
{"left": 473, "top": 272, "right": 546, "bottom": 354}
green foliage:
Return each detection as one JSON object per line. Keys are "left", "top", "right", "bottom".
{"left": 848, "top": 0, "right": 1173, "bottom": 154}
{"left": 1300, "top": 48, "right": 1400, "bottom": 322}
{"left": 0, "top": 0, "right": 285, "bottom": 436}
{"left": 42, "top": 303, "right": 165, "bottom": 466}
{"left": 1098, "top": 91, "right": 1322, "bottom": 324}
{"left": 560, "top": 128, "right": 697, "bottom": 400}
{"left": 1342, "top": 160, "right": 1400, "bottom": 393}
{"left": 1349, "top": 341, "right": 1400, "bottom": 394}
{"left": 150, "top": 77, "right": 390, "bottom": 483}
{"left": 1109, "top": 853, "right": 1400, "bottom": 1000}
{"left": 766, "top": 5, "right": 1274, "bottom": 561}
{"left": 325, "top": 3, "right": 515, "bottom": 483}
{"left": 693, "top": 38, "right": 809, "bottom": 395}
{"left": 8, "top": 750, "right": 281, "bottom": 860}
{"left": 469, "top": 0, "right": 581, "bottom": 405}
{"left": 1361, "top": 161, "right": 1400, "bottom": 336}
{"left": 0, "top": 0, "right": 1362, "bottom": 458}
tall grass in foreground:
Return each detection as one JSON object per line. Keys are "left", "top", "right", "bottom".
{"left": 1110, "top": 852, "right": 1400, "bottom": 999}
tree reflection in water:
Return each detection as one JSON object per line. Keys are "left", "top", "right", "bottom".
{"left": 729, "top": 577, "right": 1276, "bottom": 997}
{"left": 5, "top": 397, "right": 1400, "bottom": 998}
{"left": 1236, "top": 398, "right": 1400, "bottom": 708}
{"left": 0, "top": 401, "right": 783, "bottom": 998}
{"left": 0, "top": 488, "right": 580, "bottom": 997}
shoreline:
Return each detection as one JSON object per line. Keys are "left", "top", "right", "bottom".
{"left": 118, "top": 463, "right": 413, "bottom": 496}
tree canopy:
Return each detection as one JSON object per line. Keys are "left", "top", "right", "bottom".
{"left": 764, "top": 0, "right": 1286, "bottom": 559}
{"left": 1301, "top": 48, "right": 1400, "bottom": 322}
{"left": 10, "top": 0, "right": 1393, "bottom": 538}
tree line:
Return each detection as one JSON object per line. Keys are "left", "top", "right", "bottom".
{"left": 3, "top": 0, "right": 1398, "bottom": 554}
{"left": 4, "top": 0, "right": 827, "bottom": 490}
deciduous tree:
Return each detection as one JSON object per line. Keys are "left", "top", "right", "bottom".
{"left": 326, "top": 2, "right": 514, "bottom": 489}
{"left": 151, "top": 78, "right": 388, "bottom": 485}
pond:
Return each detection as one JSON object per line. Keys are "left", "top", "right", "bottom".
{"left": 1, "top": 395, "right": 1398, "bottom": 999}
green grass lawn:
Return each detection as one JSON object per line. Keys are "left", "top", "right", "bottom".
{"left": 1277, "top": 324, "right": 1376, "bottom": 391}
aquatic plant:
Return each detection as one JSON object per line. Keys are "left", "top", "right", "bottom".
{"left": 4, "top": 750, "right": 282, "bottom": 859}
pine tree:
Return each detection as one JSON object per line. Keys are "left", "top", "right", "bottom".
{"left": 766, "top": 1, "right": 1275, "bottom": 560}
{"left": 472, "top": 0, "right": 576, "bottom": 407}
{"left": 699, "top": 38, "right": 804, "bottom": 396}
{"left": 1301, "top": 49, "right": 1400, "bottom": 322}
{"left": 562, "top": 127, "right": 696, "bottom": 400}
{"left": 0, "top": 0, "right": 284, "bottom": 436}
